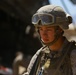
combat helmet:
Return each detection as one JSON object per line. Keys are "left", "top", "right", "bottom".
{"left": 32, "top": 5, "right": 72, "bottom": 30}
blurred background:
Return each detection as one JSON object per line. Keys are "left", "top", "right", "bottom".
{"left": 0, "top": 0, "right": 76, "bottom": 75}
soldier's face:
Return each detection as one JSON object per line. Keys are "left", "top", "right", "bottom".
{"left": 38, "top": 26, "right": 56, "bottom": 44}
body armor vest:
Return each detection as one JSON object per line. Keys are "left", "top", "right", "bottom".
{"left": 25, "top": 40, "right": 76, "bottom": 75}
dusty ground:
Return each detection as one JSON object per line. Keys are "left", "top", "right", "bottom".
{"left": 64, "top": 23, "right": 76, "bottom": 41}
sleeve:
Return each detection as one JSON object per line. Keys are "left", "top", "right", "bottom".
{"left": 70, "top": 49, "right": 76, "bottom": 75}
{"left": 22, "top": 53, "right": 39, "bottom": 75}
{"left": 27, "top": 47, "right": 43, "bottom": 74}
{"left": 23, "top": 46, "right": 46, "bottom": 75}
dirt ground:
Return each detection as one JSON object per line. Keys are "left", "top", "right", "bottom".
{"left": 64, "top": 23, "right": 76, "bottom": 41}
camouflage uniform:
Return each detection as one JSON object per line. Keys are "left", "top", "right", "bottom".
{"left": 26, "top": 37, "right": 76, "bottom": 75}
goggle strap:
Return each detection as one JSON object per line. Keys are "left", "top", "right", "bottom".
{"left": 56, "top": 17, "right": 67, "bottom": 23}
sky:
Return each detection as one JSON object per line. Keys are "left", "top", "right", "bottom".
{"left": 49, "top": 0, "right": 76, "bottom": 24}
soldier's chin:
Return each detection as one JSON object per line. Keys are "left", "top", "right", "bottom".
{"left": 41, "top": 39, "right": 49, "bottom": 43}
{"left": 41, "top": 41, "right": 51, "bottom": 46}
